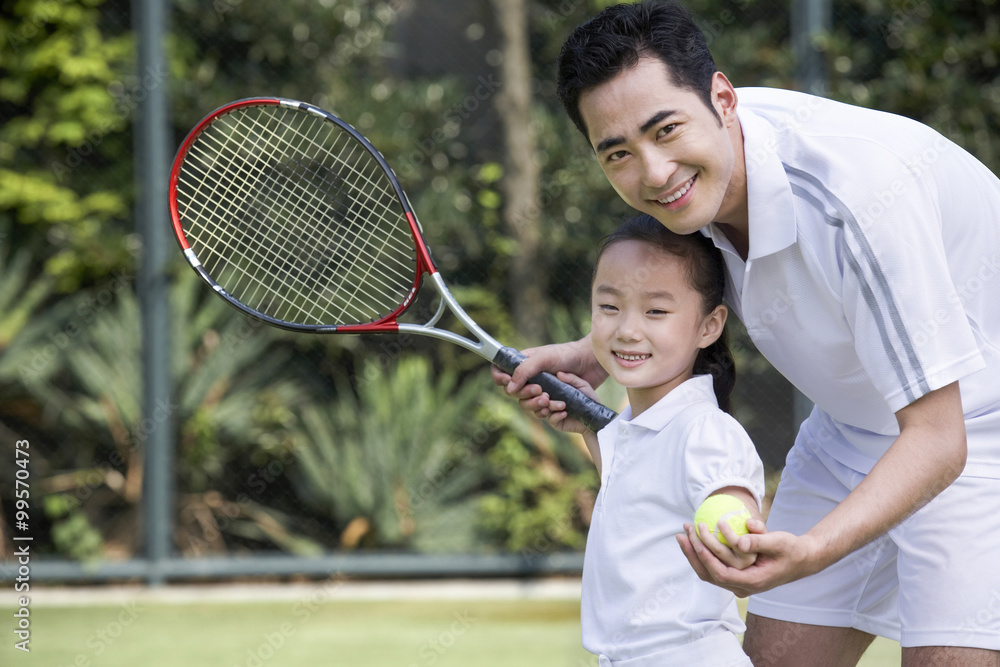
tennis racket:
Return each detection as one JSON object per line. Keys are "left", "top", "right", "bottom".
{"left": 169, "top": 97, "right": 616, "bottom": 432}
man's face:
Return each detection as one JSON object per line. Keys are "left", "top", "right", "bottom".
{"left": 578, "top": 57, "right": 742, "bottom": 234}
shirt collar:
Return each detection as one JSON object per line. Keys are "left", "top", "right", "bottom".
{"left": 705, "top": 105, "right": 798, "bottom": 261}
{"left": 617, "top": 375, "right": 719, "bottom": 433}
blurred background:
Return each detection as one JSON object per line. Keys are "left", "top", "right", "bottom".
{"left": 0, "top": 0, "right": 998, "bottom": 586}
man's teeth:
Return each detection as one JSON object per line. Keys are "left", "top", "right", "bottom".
{"left": 658, "top": 177, "right": 694, "bottom": 204}
{"left": 616, "top": 353, "right": 649, "bottom": 361}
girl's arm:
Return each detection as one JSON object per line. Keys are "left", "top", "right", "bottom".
{"left": 582, "top": 430, "right": 601, "bottom": 477}
{"left": 545, "top": 371, "right": 605, "bottom": 476}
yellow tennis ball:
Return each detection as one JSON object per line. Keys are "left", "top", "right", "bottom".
{"left": 694, "top": 494, "right": 750, "bottom": 547}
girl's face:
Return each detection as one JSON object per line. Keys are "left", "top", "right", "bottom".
{"left": 590, "top": 240, "right": 726, "bottom": 416}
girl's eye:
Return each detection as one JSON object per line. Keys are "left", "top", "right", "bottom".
{"left": 647, "top": 309, "right": 667, "bottom": 316}
{"left": 657, "top": 124, "right": 676, "bottom": 138}
{"left": 599, "top": 304, "right": 618, "bottom": 313}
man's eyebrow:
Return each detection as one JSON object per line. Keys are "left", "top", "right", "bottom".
{"left": 593, "top": 109, "right": 679, "bottom": 154}
{"left": 594, "top": 135, "right": 626, "bottom": 155}
{"left": 639, "top": 109, "right": 678, "bottom": 134}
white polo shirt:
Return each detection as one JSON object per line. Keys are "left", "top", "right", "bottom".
{"left": 581, "top": 375, "right": 765, "bottom": 660}
{"left": 707, "top": 88, "right": 1000, "bottom": 476}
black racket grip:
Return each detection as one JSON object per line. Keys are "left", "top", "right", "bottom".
{"left": 493, "top": 347, "right": 617, "bottom": 433}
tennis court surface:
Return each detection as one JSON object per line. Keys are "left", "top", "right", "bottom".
{"left": 1, "top": 578, "right": 901, "bottom": 665}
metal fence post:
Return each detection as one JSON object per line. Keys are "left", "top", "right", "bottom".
{"left": 792, "top": 0, "right": 831, "bottom": 95}
{"left": 133, "top": 0, "right": 173, "bottom": 587}
{"left": 790, "top": 0, "right": 830, "bottom": 427}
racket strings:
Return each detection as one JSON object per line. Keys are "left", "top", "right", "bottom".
{"left": 179, "top": 120, "right": 347, "bottom": 319}
{"left": 247, "top": 109, "right": 416, "bottom": 303}
{"left": 184, "top": 111, "right": 410, "bottom": 324}
{"left": 175, "top": 103, "right": 418, "bottom": 326}
{"left": 240, "top": 118, "right": 381, "bottom": 321}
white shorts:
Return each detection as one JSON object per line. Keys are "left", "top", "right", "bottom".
{"left": 594, "top": 632, "right": 752, "bottom": 666}
{"left": 747, "top": 418, "right": 1000, "bottom": 650}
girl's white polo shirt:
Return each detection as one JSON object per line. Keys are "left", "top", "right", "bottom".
{"left": 707, "top": 88, "right": 1000, "bottom": 476}
{"left": 581, "top": 375, "right": 765, "bottom": 661}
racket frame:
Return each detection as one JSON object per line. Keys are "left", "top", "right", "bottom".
{"left": 169, "top": 97, "right": 615, "bottom": 431}
{"left": 170, "top": 97, "right": 425, "bottom": 334}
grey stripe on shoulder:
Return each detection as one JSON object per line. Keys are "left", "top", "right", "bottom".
{"left": 783, "top": 164, "right": 928, "bottom": 401}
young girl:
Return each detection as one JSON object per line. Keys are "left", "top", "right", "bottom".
{"left": 550, "top": 214, "right": 765, "bottom": 667}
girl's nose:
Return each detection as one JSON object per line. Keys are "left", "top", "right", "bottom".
{"left": 616, "top": 311, "right": 642, "bottom": 342}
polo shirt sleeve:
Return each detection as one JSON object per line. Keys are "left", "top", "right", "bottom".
{"left": 829, "top": 139, "right": 986, "bottom": 413}
{"left": 682, "top": 411, "right": 766, "bottom": 512}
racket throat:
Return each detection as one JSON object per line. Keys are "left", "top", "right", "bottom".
{"left": 398, "top": 271, "right": 504, "bottom": 359}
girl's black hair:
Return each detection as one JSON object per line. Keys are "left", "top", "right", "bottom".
{"left": 594, "top": 214, "right": 736, "bottom": 412}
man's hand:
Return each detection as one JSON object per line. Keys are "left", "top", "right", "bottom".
{"left": 676, "top": 519, "right": 824, "bottom": 598}
{"left": 490, "top": 335, "right": 608, "bottom": 419}
{"left": 682, "top": 487, "right": 767, "bottom": 582}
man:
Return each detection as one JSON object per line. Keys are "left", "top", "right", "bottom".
{"left": 492, "top": 2, "right": 1000, "bottom": 665}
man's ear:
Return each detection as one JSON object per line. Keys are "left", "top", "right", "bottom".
{"left": 711, "top": 72, "right": 739, "bottom": 127}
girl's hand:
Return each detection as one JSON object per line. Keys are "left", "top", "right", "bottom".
{"left": 684, "top": 517, "right": 759, "bottom": 571}
{"left": 545, "top": 371, "right": 601, "bottom": 434}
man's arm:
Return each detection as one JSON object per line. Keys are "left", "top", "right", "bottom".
{"left": 677, "top": 381, "right": 967, "bottom": 597}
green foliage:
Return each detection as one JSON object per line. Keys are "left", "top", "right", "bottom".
{"left": 0, "top": 0, "right": 135, "bottom": 288}
{"left": 0, "top": 223, "right": 53, "bottom": 365}
{"left": 11, "top": 268, "right": 325, "bottom": 556}
{"left": 37, "top": 269, "right": 297, "bottom": 469}
{"left": 43, "top": 493, "right": 103, "bottom": 561}
{"left": 822, "top": 0, "right": 1000, "bottom": 172}
{"left": 292, "top": 356, "right": 495, "bottom": 552}
{"left": 478, "top": 398, "right": 598, "bottom": 554}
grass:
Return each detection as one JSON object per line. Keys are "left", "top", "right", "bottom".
{"left": 1, "top": 591, "right": 901, "bottom": 666}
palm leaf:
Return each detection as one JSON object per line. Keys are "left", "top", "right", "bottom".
{"left": 293, "top": 356, "right": 494, "bottom": 551}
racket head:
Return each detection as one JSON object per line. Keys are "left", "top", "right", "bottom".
{"left": 169, "top": 98, "right": 436, "bottom": 333}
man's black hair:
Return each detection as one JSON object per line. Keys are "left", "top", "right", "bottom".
{"left": 556, "top": 1, "right": 720, "bottom": 140}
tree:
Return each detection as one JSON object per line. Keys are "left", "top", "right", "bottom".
{"left": 0, "top": 0, "right": 135, "bottom": 289}
{"left": 823, "top": 0, "right": 1000, "bottom": 173}
{"left": 491, "top": 0, "right": 546, "bottom": 342}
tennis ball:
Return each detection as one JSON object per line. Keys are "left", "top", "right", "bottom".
{"left": 694, "top": 494, "right": 751, "bottom": 547}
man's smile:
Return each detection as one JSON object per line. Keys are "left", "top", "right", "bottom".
{"left": 653, "top": 175, "right": 696, "bottom": 207}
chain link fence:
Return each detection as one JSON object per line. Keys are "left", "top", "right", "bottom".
{"left": 1, "top": 0, "right": 997, "bottom": 583}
